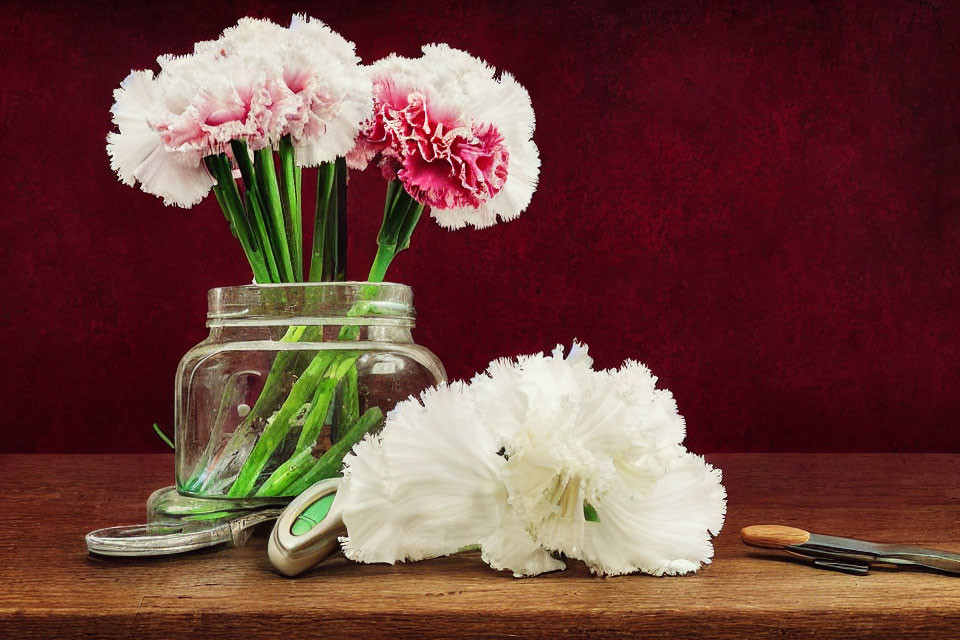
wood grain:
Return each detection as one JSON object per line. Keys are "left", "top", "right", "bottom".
{"left": 741, "top": 524, "right": 811, "bottom": 548}
{"left": 1, "top": 454, "right": 959, "bottom": 638}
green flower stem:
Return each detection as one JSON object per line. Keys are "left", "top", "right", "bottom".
{"left": 247, "top": 191, "right": 281, "bottom": 282}
{"left": 231, "top": 140, "right": 281, "bottom": 282}
{"left": 367, "top": 244, "right": 396, "bottom": 283}
{"left": 210, "top": 179, "right": 237, "bottom": 238}
{"left": 152, "top": 423, "right": 174, "bottom": 449}
{"left": 254, "top": 147, "right": 295, "bottom": 282}
{"left": 375, "top": 179, "right": 403, "bottom": 245}
{"left": 278, "top": 137, "right": 302, "bottom": 281}
{"left": 184, "top": 367, "right": 267, "bottom": 493}
{"left": 334, "top": 157, "right": 348, "bottom": 280}
{"left": 285, "top": 407, "right": 384, "bottom": 496}
{"left": 294, "top": 378, "right": 339, "bottom": 449}
{"left": 310, "top": 158, "right": 348, "bottom": 282}
{"left": 295, "top": 165, "right": 301, "bottom": 211}
{"left": 396, "top": 198, "right": 425, "bottom": 253}
{"left": 194, "top": 176, "right": 428, "bottom": 498}
{"left": 253, "top": 446, "right": 316, "bottom": 497}
{"left": 194, "top": 314, "right": 366, "bottom": 494}
{"left": 296, "top": 356, "right": 357, "bottom": 450}
{"left": 294, "top": 162, "right": 302, "bottom": 260}
{"left": 214, "top": 326, "right": 306, "bottom": 452}
{"left": 256, "top": 356, "right": 359, "bottom": 496}
{"left": 334, "top": 364, "right": 359, "bottom": 443}
{"left": 227, "top": 351, "right": 337, "bottom": 497}
{"left": 234, "top": 312, "right": 372, "bottom": 496}
{"left": 309, "top": 161, "right": 335, "bottom": 281}
{"left": 245, "top": 355, "right": 358, "bottom": 497}
{"left": 368, "top": 182, "right": 426, "bottom": 282}
{"left": 205, "top": 155, "right": 271, "bottom": 283}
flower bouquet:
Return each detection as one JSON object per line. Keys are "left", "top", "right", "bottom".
{"left": 108, "top": 16, "right": 539, "bottom": 500}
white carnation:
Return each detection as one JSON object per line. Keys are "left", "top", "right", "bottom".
{"left": 339, "top": 343, "right": 726, "bottom": 578}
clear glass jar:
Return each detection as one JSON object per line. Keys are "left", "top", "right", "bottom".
{"left": 174, "top": 282, "right": 445, "bottom": 501}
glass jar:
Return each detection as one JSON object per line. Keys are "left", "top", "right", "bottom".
{"left": 174, "top": 282, "right": 445, "bottom": 501}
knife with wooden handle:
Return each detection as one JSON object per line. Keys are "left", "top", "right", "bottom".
{"left": 741, "top": 525, "right": 960, "bottom": 576}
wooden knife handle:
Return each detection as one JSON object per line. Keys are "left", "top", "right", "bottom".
{"left": 741, "top": 525, "right": 811, "bottom": 549}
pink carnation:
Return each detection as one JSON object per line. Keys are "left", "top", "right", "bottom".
{"left": 347, "top": 45, "right": 538, "bottom": 229}
{"left": 351, "top": 84, "right": 509, "bottom": 210}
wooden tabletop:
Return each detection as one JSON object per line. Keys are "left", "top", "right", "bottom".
{"left": 2, "top": 454, "right": 959, "bottom": 638}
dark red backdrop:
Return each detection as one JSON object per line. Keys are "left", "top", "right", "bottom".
{"left": 2, "top": 1, "right": 958, "bottom": 453}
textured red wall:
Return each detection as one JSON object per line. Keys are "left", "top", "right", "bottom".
{"left": 2, "top": 1, "right": 958, "bottom": 453}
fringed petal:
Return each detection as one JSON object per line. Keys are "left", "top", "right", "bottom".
{"left": 107, "top": 70, "right": 164, "bottom": 187}
{"left": 108, "top": 15, "right": 373, "bottom": 208}
{"left": 579, "top": 449, "right": 727, "bottom": 577}
{"left": 478, "top": 512, "right": 565, "bottom": 577}
{"left": 340, "top": 384, "right": 507, "bottom": 564}
{"left": 608, "top": 360, "right": 687, "bottom": 448}
{"left": 132, "top": 145, "right": 214, "bottom": 208}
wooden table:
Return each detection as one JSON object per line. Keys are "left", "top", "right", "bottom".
{"left": 2, "top": 454, "right": 958, "bottom": 638}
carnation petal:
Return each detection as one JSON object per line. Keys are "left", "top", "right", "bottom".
{"left": 579, "top": 450, "right": 727, "bottom": 577}
{"left": 107, "top": 70, "right": 164, "bottom": 187}
{"left": 109, "top": 14, "right": 373, "bottom": 206}
{"left": 478, "top": 512, "right": 565, "bottom": 578}
{"left": 340, "top": 384, "right": 507, "bottom": 564}
{"left": 132, "top": 145, "right": 214, "bottom": 208}
{"left": 107, "top": 69, "right": 214, "bottom": 207}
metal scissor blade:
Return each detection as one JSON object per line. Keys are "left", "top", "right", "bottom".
{"left": 873, "top": 546, "right": 960, "bottom": 575}
{"left": 792, "top": 533, "right": 960, "bottom": 576}
{"left": 86, "top": 509, "right": 283, "bottom": 557}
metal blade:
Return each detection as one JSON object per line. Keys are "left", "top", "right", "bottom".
{"left": 873, "top": 548, "right": 960, "bottom": 575}
{"left": 796, "top": 533, "right": 960, "bottom": 576}
{"left": 86, "top": 509, "right": 283, "bottom": 557}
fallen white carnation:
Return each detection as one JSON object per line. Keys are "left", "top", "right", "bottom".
{"left": 339, "top": 343, "right": 726, "bottom": 578}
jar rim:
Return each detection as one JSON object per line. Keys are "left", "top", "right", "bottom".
{"left": 207, "top": 282, "right": 416, "bottom": 327}
{"left": 215, "top": 281, "right": 407, "bottom": 289}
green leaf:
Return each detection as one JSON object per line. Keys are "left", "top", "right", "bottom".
{"left": 583, "top": 501, "right": 600, "bottom": 523}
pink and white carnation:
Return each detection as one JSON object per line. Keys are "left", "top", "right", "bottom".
{"left": 190, "top": 16, "right": 373, "bottom": 167}
{"left": 106, "top": 69, "right": 216, "bottom": 208}
{"left": 107, "top": 15, "right": 372, "bottom": 208}
{"left": 347, "top": 44, "right": 539, "bottom": 229}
